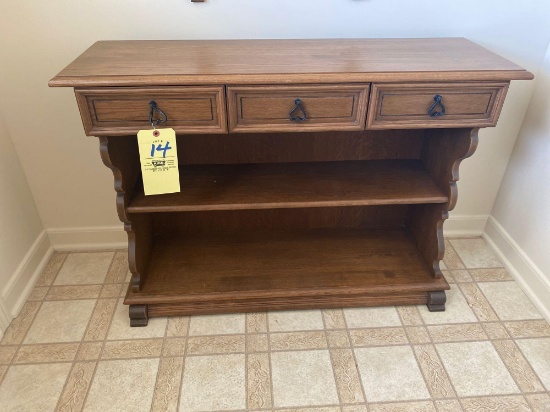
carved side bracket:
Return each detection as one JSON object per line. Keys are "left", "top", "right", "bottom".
{"left": 407, "top": 128, "right": 479, "bottom": 278}
{"left": 99, "top": 136, "right": 149, "bottom": 292}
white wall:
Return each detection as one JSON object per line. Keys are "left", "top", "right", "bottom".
{"left": 0, "top": 115, "right": 49, "bottom": 335}
{"left": 487, "top": 42, "right": 550, "bottom": 319}
{"left": 0, "top": 1, "right": 550, "bottom": 244}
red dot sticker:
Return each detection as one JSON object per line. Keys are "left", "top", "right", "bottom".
{"left": 153, "top": 130, "right": 160, "bottom": 137}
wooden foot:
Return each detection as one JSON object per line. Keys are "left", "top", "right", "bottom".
{"left": 427, "top": 290, "right": 446, "bottom": 312}
{"left": 129, "top": 304, "right": 149, "bottom": 327}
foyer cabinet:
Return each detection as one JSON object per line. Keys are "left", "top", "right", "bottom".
{"left": 50, "top": 39, "right": 532, "bottom": 326}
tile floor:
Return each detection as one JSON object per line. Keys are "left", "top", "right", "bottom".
{"left": 0, "top": 238, "right": 549, "bottom": 411}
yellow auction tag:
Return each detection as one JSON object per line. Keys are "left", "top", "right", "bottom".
{"left": 137, "top": 128, "right": 180, "bottom": 196}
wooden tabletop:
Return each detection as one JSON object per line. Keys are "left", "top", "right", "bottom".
{"left": 49, "top": 38, "right": 533, "bottom": 87}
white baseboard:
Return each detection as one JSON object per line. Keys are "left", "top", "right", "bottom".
{"left": 483, "top": 215, "right": 550, "bottom": 323}
{"left": 0, "top": 231, "right": 53, "bottom": 337}
{"left": 444, "top": 214, "right": 489, "bottom": 237}
{"left": 47, "top": 226, "right": 127, "bottom": 251}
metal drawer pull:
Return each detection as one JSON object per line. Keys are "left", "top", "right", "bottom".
{"left": 289, "top": 98, "right": 307, "bottom": 121}
{"left": 149, "top": 100, "right": 168, "bottom": 128}
{"left": 428, "top": 94, "right": 446, "bottom": 117}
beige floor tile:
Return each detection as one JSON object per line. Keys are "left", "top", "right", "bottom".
{"left": 107, "top": 299, "right": 167, "bottom": 340}
{"left": 435, "top": 399, "right": 463, "bottom": 412}
{"left": 515, "top": 337, "right": 550, "bottom": 390}
{"left": 397, "top": 306, "right": 423, "bottom": 326}
{"left": 246, "top": 312, "right": 268, "bottom": 333}
{"left": 344, "top": 307, "right": 401, "bottom": 328}
{"left": 268, "top": 309, "right": 324, "bottom": 332}
{"left": 46, "top": 285, "right": 102, "bottom": 300}
{"left": 247, "top": 352, "right": 272, "bottom": 409}
{"left": 271, "top": 349, "right": 338, "bottom": 407}
{"left": 163, "top": 337, "right": 186, "bottom": 356}
{"left": 525, "top": 393, "right": 550, "bottom": 411}
{"left": 482, "top": 322, "right": 510, "bottom": 339}
{"left": 100, "top": 283, "right": 123, "bottom": 298}
{"left": 449, "top": 270, "right": 473, "bottom": 283}
{"left": 270, "top": 331, "right": 327, "bottom": 351}
{"left": 459, "top": 283, "right": 499, "bottom": 322}
{"left": 166, "top": 316, "right": 189, "bottom": 337}
{"left": 85, "top": 358, "right": 159, "bottom": 412}
{"left": 187, "top": 335, "right": 245, "bottom": 355}
{"left": 504, "top": 320, "right": 550, "bottom": 338}
{"left": 34, "top": 253, "right": 67, "bottom": 287}
{"left": 54, "top": 252, "right": 114, "bottom": 285}
{"left": 443, "top": 240, "right": 465, "bottom": 269}
{"left": 413, "top": 345, "right": 455, "bottom": 398}
{"left": 418, "top": 287, "right": 477, "bottom": 324}
{"left": 14, "top": 342, "right": 79, "bottom": 364}
{"left": 0, "top": 346, "right": 17, "bottom": 364}
{"left": 0, "top": 301, "right": 41, "bottom": 345}
{"left": 330, "top": 348, "right": 364, "bottom": 403}
{"left": 350, "top": 327, "right": 408, "bottom": 346}
{"left": 188, "top": 313, "right": 245, "bottom": 336}
{"left": 442, "top": 271, "right": 455, "bottom": 285}
{"left": 102, "top": 339, "right": 163, "bottom": 359}
{"left": 428, "top": 324, "right": 487, "bottom": 342}
{"left": 355, "top": 345, "right": 429, "bottom": 402}
{"left": 247, "top": 333, "right": 269, "bottom": 352}
{"left": 492, "top": 339, "right": 545, "bottom": 392}
{"left": 76, "top": 341, "right": 103, "bottom": 360}
{"left": 24, "top": 300, "right": 95, "bottom": 344}
{"left": 84, "top": 298, "right": 118, "bottom": 341}
{"left": 435, "top": 341, "right": 519, "bottom": 397}
{"left": 57, "top": 362, "right": 96, "bottom": 412}
{"left": 27, "top": 286, "right": 48, "bottom": 301}
{"left": 478, "top": 282, "right": 542, "bottom": 320}
{"left": 460, "top": 395, "right": 530, "bottom": 411}
{"left": 326, "top": 330, "right": 351, "bottom": 348}
{"left": 0, "top": 363, "right": 71, "bottom": 411}
{"left": 342, "top": 405, "right": 368, "bottom": 412}
{"left": 469, "top": 268, "right": 513, "bottom": 281}
{"left": 369, "top": 401, "right": 436, "bottom": 412}
{"left": 449, "top": 238, "right": 502, "bottom": 268}
{"left": 323, "top": 309, "right": 347, "bottom": 329}
{"left": 151, "top": 357, "right": 184, "bottom": 412}
{"left": 180, "top": 354, "right": 246, "bottom": 411}
{"left": 406, "top": 327, "right": 431, "bottom": 344}
{"left": 104, "top": 251, "right": 129, "bottom": 284}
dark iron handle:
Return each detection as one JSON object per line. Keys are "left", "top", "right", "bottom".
{"left": 149, "top": 100, "right": 168, "bottom": 127}
{"left": 289, "top": 98, "right": 307, "bottom": 122}
{"left": 428, "top": 94, "right": 446, "bottom": 118}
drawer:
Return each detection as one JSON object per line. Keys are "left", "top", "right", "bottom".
{"left": 75, "top": 86, "right": 227, "bottom": 136}
{"left": 227, "top": 84, "right": 370, "bottom": 133}
{"left": 367, "top": 83, "right": 508, "bottom": 129}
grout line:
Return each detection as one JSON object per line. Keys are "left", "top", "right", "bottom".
{"left": 321, "top": 312, "right": 344, "bottom": 407}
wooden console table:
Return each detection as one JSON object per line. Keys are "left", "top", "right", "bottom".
{"left": 50, "top": 39, "right": 532, "bottom": 326}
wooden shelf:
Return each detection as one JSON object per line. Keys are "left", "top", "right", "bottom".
{"left": 127, "top": 160, "right": 447, "bottom": 213}
{"left": 125, "top": 228, "right": 449, "bottom": 314}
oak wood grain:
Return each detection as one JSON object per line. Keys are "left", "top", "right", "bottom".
{"left": 127, "top": 160, "right": 447, "bottom": 213}
{"left": 367, "top": 82, "right": 509, "bottom": 129}
{"left": 49, "top": 38, "right": 533, "bottom": 87}
{"left": 124, "top": 228, "right": 450, "bottom": 307}
{"left": 227, "top": 84, "right": 369, "bottom": 132}
{"left": 75, "top": 86, "right": 227, "bottom": 135}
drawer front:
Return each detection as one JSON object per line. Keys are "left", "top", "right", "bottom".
{"left": 228, "top": 84, "right": 370, "bottom": 133}
{"left": 367, "top": 83, "right": 509, "bottom": 129}
{"left": 75, "top": 86, "right": 227, "bottom": 136}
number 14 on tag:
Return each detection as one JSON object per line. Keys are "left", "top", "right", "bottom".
{"left": 137, "top": 128, "right": 180, "bottom": 196}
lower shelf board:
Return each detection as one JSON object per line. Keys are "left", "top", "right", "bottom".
{"left": 124, "top": 228, "right": 449, "bottom": 321}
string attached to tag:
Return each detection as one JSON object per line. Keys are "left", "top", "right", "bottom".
{"left": 149, "top": 100, "right": 167, "bottom": 137}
